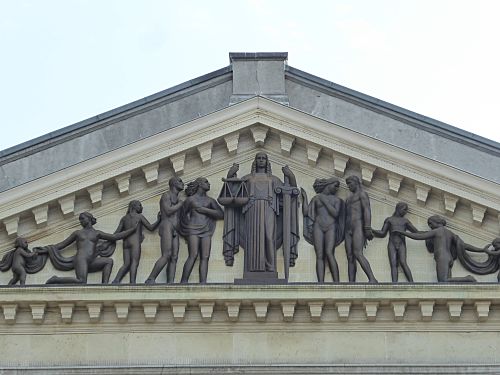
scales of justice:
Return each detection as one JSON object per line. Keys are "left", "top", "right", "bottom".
{"left": 218, "top": 152, "right": 300, "bottom": 284}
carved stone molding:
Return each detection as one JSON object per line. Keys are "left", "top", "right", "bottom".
{"left": 444, "top": 193, "right": 459, "bottom": 216}
{"left": 58, "top": 194, "right": 76, "bottom": 216}
{"left": 387, "top": 173, "right": 403, "bottom": 196}
{"left": 281, "top": 301, "right": 296, "bottom": 322}
{"left": 115, "top": 174, "right": 131, "bottom": 196}
{"left": 333, "top": 153, "right": 349, "bottom": 176}
{"left": 1, "top": 304, "right": 17, "bottom": 324}
{"left": 279, "top": 133, "right": 295, "bottom": 156}
{"left": 143, "top": 303, "right": 159, "bottom": 323}
{"left": 170, "top": 153, "right": 186, "bottom": 175}
{"left": 142, "top": 162, "right": 160, "bottom": 185}
{"left": 414, "top": 183, "right": 430, "bottom": 206}
{"left": 58, "top": 303, "right": 74, "bottom": 323}
{"left": 224, "top": 132, "right": 240, "bottom": 155}
{"left": 360, "top": 163, "right": 376, "bottom": 186}
{"left": 250, "top": 125, "right": 268, "bottom": 146}
{"left": 0, "top": 285, "right": 498, "bottom": 326}
{"left": 306, "top": 143, "right": 321, "bottom": 166}
{"left": 199, "top": 302, "right": 215, "bottom": 322}
{"left": 2, "top": 215, "right": 19, "bottom": 236}
{"left": 471, "top": 203, "right": 487, "bottom": 226}
{"left": 32, "top": 204, "right": 49, "bottom": 226}
{"left": 197, "top": 142, "right": 213, "bottom": 166}
{"left": 87, "top": 183, "right": 104, "bottom": 207}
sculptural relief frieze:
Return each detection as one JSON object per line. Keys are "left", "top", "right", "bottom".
{"left": 0, "top": 152, "right": 498, "bottom": 286}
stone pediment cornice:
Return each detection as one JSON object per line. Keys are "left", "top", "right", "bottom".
{"left": 0, "top": 96, "right": 499, "bottom": 237}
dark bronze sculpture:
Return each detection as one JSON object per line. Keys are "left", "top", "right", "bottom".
{"left": 112, "top": 200, "right": 160, "bottom": 284}
{"left": 219, "top": 152, "right": 299, "bottom": 282}
{"left": 395, "top": 215, "right": 476, "bottom": 282}
{"left": 179, "top": 177, "right": 223, "bottom": 283}
{"left": 35, "top": 212, "right": 136, "bottom": 284}
{"left": 301, "top": 178, "right": 345, "bottom": 283}
{"left": 372, "top": 202, "right": 418, "bottom": 282}
{"left": 146, "top": 176, "right": 184, "bottom": 284}
{"left": 457, "top": 237, "right": 500, "bottom": 281}
{"left": 0, "top": 238, "right": 47, "bottom": 285}
{"left": 345, "top": 175, "right": 377, "bottom": 283}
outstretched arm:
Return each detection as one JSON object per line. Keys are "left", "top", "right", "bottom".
{"left": 372, "top": 219, "right": 390, "bottom": 238}
{"left": 98, "top": 224, "right": 137, "bottom": 241}
{"left": 405, "top": 219, "right": 419, "bottom": 233}
{"left": 19, "top": 249, "right": 36, "bottom": 258}
{"left": 395, "top": 229, "right": 435, "bottom": 241}
{"left": 463, "top": 243, "right": 491, "bottom": 253}
{"left": 465, "top": 242, "right": 500, "bottom": 256}
{"left": 113, "top": 218, "right": 124, "bottom": 234}
{"left": 141, "top": 214, "right": 160, "bottom": 231}
{"left": 53, "top": 232, "right": 77, "bottom": 250}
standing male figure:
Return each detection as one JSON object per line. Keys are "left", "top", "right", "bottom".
{"left": 345, "top": 175, "right": 378, "bottom": 283}
{"left": 372, "top": 202, "right": 418, "bottom": 282}
{"left": 146, "top": 176, "right": 184, "bottom": 284}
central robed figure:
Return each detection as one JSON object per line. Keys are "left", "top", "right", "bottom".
{"left": 218, "top": 152, "right": 300, "bottom": 282}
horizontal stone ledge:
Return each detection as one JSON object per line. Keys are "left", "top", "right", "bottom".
{"left": 3, "top": 364, "right": 500, "bottom": 375}
{"left": 0, "top": 283, "right": 499, "bottom": 303}
{"left": 0, "top": 284, "right": 497, "bottom": 324}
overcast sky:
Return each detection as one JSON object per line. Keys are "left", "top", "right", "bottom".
{"left": 1, "top": 0, "right": 499, "bottom": 151}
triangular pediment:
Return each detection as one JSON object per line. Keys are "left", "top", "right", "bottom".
{"left": 0, "top": 97, "right": 500, "bottom": 247}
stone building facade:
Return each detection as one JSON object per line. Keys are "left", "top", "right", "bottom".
{"left": 0, "top": 53, "right": 499, "bottom": 373}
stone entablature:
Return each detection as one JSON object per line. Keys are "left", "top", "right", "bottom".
{"left": 0, "top": 284, "right": 496, "bottom": 324}
{"left": 1, "top": 284, "right": 500, "bottom": 372}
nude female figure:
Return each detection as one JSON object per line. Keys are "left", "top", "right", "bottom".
{"left": 395, "top": 215, "right": 475, "bottom": 282}
{"left": 179, "top": 177, "right": 223, "bottom": 284}
{"left": 372, "top": 202, "right": 418, "bottom": 282}
{"left": 112, "top": 200, "right": 160, "bottom": 284}
{"left": 146, "top": 176, "right": 184, "bottom": 284}
{"left": 37, "top": 212, "right": 137, "bottom": 284}
{"left": 301, "top": 177, "right": 345, "bottom": 283}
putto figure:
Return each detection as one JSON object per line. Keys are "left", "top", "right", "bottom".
{"left": 179, "top": 177, "right": 223, "bottom": 283}
{"left": 345, "top": 175, "right": 377, "bottom": 283}
{"left": 372, "top": 202, "right": 418, "bottom": 282}
{"left": 112, "top": 200, "right": 160, "bottom": 284}
{"left": 219, "top": 152, "right": 300, "bottom": 282}
{"left": 396, "top": 215, "right": 476, "bottom": 282}
{"left": 146, "top": 176, "right": 184, "bottom": 284}
{"left": 0, "top": 237, "right": 47, "bottom": 285}
{"left": 35, "top": 212, "right": 137, "bottom": 284}
{"left": 301, "top": 177, "right": 345, "bottom": 283}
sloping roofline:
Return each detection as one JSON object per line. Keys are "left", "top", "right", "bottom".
{"left": 2, "top": 58, "right": 499, "bottom": 160}
{"left": 0, "top": 65, "right": 232, "bottom": 159}
{"left": 286, "top": 65, "right": 500, "bottom": 154}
